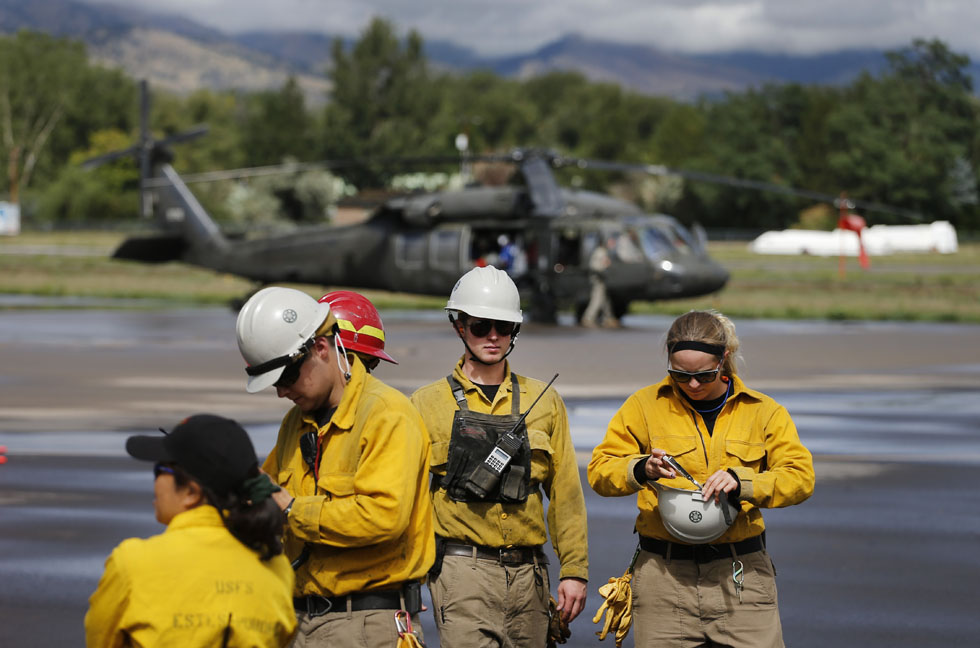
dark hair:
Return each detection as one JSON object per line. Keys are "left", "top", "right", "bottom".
{"left": 172, "top": 465, "right": 284, "bottom": 560}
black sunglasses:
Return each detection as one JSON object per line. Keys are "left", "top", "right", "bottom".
{"left": 274, "top": 351, "right": 310, "bottom": 389}
{"left": 466, "top": 318, "right": 517, "bottom": 338}
{"left": 667, "top": 361, "right": 723, "bottom": 384}
{"left": 153, "top": 462, "right": 175, "bottom": 478}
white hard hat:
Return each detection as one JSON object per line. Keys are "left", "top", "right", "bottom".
{"left": 445, "top": 266, "right": 523, "bottom": 323}
{"left": 235, "top": 287, "right": 334, "bottom": 393}
{"left": 652, "top": 481, "right": 738, "bottom": 544}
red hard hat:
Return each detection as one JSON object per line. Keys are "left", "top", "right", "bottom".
{"left": 318, "top": 291, "right": 397, "bottom": 365}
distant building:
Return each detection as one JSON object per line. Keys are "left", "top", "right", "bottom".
{"left": 0, "top": 202, "right": 20, "bottom": 236}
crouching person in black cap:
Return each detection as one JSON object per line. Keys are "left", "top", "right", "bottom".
{"left": 85, "top": 414, "right": 298, "bottom": 647}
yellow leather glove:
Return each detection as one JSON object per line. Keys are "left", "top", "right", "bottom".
{"left": 547, "top": 595, "right": 571, "bottom": 646}
{"left": 396, "top": 634, "right": 425, "bottom": 648}
{"left": 592, "top": 570, "right": 634, "bottom": 647}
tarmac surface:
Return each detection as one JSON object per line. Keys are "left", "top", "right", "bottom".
{"left": 2, "top": 307, "right": 980, "bottom": 646}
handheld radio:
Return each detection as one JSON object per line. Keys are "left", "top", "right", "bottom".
{"left": 463, "top": 373, "right": 559, "bottom": 499}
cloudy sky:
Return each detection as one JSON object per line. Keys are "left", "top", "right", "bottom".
{"left": 88, "top": 0, "right": 980, "bottom": 58}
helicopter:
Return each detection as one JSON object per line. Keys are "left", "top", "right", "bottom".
{"left": 81, "top": 81, "right": 733, "bottom": 323}
{"left": 84, "top": 81, "right": 919, "bottom": 323}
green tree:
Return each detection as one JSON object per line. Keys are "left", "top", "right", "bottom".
{"left": 678, "top": 87, "right": 802, "bottom": 229}
{"left": 241, "top": 77, "right": 313, "bottom": 166}
{"left": 0, "top": 31, "right": 92, "bottom": 202}
{"left": 46, "top": 66, "right": 137, "bottom": 184}
{"left": 321, "top": 17, "right": 447, "bottom": 186}
{"left": 825, "top": 39, "right": 978, "bottom": 226}
{"left": 431, "top": 71, "right": 541, "bottom": 154}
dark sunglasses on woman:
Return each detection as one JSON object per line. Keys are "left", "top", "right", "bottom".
{"left": 667, "top": 361, "right": 723, "bottom": 384}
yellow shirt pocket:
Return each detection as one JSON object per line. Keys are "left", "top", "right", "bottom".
{"left": 725, "top": 438, "right": 767, "bottom": 471}
{"left": 649, "top": 434, "right": 699, "bottom": 460}
{"left": 318, "top": 472, "right": 356, "bottom": 501}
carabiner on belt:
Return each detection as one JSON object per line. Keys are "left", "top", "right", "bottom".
{"left": 394, "top": 609, "right": 426, "bottom": 647}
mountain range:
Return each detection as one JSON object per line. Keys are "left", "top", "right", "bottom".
{"left": 2, "top": 0, "right": 976, "bottom": 105}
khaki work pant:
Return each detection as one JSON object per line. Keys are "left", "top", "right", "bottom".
{"left": 632, "top": 548, "right": 784, "bottom": 648}
{"left": 428, "top": 553, "right": 551, "bottom": 648}
{"left": 291, "top": 607, "right": 423, "bottom": 648}
{"left": 582, "top": 275, "right": 614, "bottom": 326}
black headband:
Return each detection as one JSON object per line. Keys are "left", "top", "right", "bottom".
{"left": 670, "top": 340, "right": 725, "bottom": 356}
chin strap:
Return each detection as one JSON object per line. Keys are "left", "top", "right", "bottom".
{"left": 449, "top": 314, "right": 520, "bottom": 366}
{"left": 334, "top": 332, "right": 352, "bottom": 382}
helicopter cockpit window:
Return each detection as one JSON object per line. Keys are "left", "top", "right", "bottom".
{"left": 666, "top": 223, "right": 695, "bottom": 254}
{"left": 613, "top": 231, "right": 644, "bottom": 263}
{"left": 641, "top": 227, "right": 673, "bottom": 260}
{"left": 395, "top": 232, "right": 426, "bottom": 270}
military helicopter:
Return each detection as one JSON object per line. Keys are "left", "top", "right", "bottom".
{"left": 82, "top": 81, "right": 735, "bottom": 323}
{"left": 85, "top": 81, "right": 918, "bottom": 323}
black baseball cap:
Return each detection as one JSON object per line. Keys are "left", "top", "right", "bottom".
{"left": 126, "top": 414, "right": 258, "bottom": 496}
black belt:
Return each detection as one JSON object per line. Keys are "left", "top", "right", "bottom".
{"left": 639, "top": 532, "right": 765, "bottom": 564}
{"left": 443, "top": 542, "right": 549, "bottom": 565}
{"left": 294, "top": 585, "right": 410, "bottom": 618}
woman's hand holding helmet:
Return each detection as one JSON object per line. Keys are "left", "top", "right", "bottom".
{"left": 700, "top": 470, "right": 739, "bottom": 503}
{"left": 643, "top": 449, "right": 677, "bottom": 481}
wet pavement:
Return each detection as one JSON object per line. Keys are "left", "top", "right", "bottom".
{"left": 2, "top": 308, "right": 979, "bottom": 646}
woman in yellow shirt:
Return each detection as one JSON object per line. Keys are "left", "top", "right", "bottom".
{"left": 588, "top": 310, "right": 814, "bottom": 648}
{"left": 85, "top": 414, "right": 297, "bottom": 647}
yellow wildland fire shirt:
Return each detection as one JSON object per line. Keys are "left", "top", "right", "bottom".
{"left": 85, "top": 505, "right": 296, "bottom": 648}
{"left": 411, "top": 358, "right": 589, "bottom": 581}
{"left": 588, "top": 374, "right": 815, "bottom": 544}
{"left": 262, "top": 357, "right": 435, "bottom": 597}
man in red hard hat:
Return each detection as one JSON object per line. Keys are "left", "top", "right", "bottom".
{"left": 319, "top": 290, "right": 397, "bottom": 373}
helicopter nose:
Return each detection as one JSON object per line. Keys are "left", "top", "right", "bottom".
{"left": 679, "top": 259, "right": 729, "bottom": 295}
{"left": 703, "top": 262, "right": 730, "bottom": 293}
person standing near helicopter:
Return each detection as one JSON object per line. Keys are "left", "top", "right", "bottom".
{"left": 411, "top": 265, "right": 589, "bottom": 648}
{"left": 588, "top": 309, "right": 814, "bottom": 648}
{"left": 581, "top": 236, "right": 616, "bottom": 328}
{"left": 235, "top": 287, "right": 433, "bottom": 648}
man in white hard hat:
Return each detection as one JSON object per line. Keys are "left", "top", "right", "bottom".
{"left": 235, "top": 287, "right": 433, "bottom": 648}
{"left": 411, "top": 266, "right": 589, "bottom": 648}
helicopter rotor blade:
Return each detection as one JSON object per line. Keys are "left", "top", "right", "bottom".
{"left": 80, "top": 146, "right": 139, "bottom": 169}
{"left": 563, "top": 156, "right": 924, "bottom": 221}
{"left": 158, "top": 125, "right": 209, "bottom": 149}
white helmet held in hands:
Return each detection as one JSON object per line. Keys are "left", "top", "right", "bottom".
{"left": 652, "top": 481, "right": 738, "bottom": 543}
{"left": 236, "top": 287, "right": 334, "bottom": 393}
{"left": 445, "top": 266, "right": 523, "bottom": 323}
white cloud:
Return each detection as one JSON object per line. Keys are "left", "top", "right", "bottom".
{"left": 83, "top": 0, "right": 980, "bottom": 58}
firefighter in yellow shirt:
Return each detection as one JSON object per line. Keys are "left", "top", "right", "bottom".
{"left": 235, "top": 287, "right": 433, "bottom": 648}
{"left": 85, "top": 414, "right": 297, "bottom": 647}
{"left": 411, "top": 266, "right": 589, "bottom": 648}
{"left": 588, "top": 310, "right": 815, "bottom": 648}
